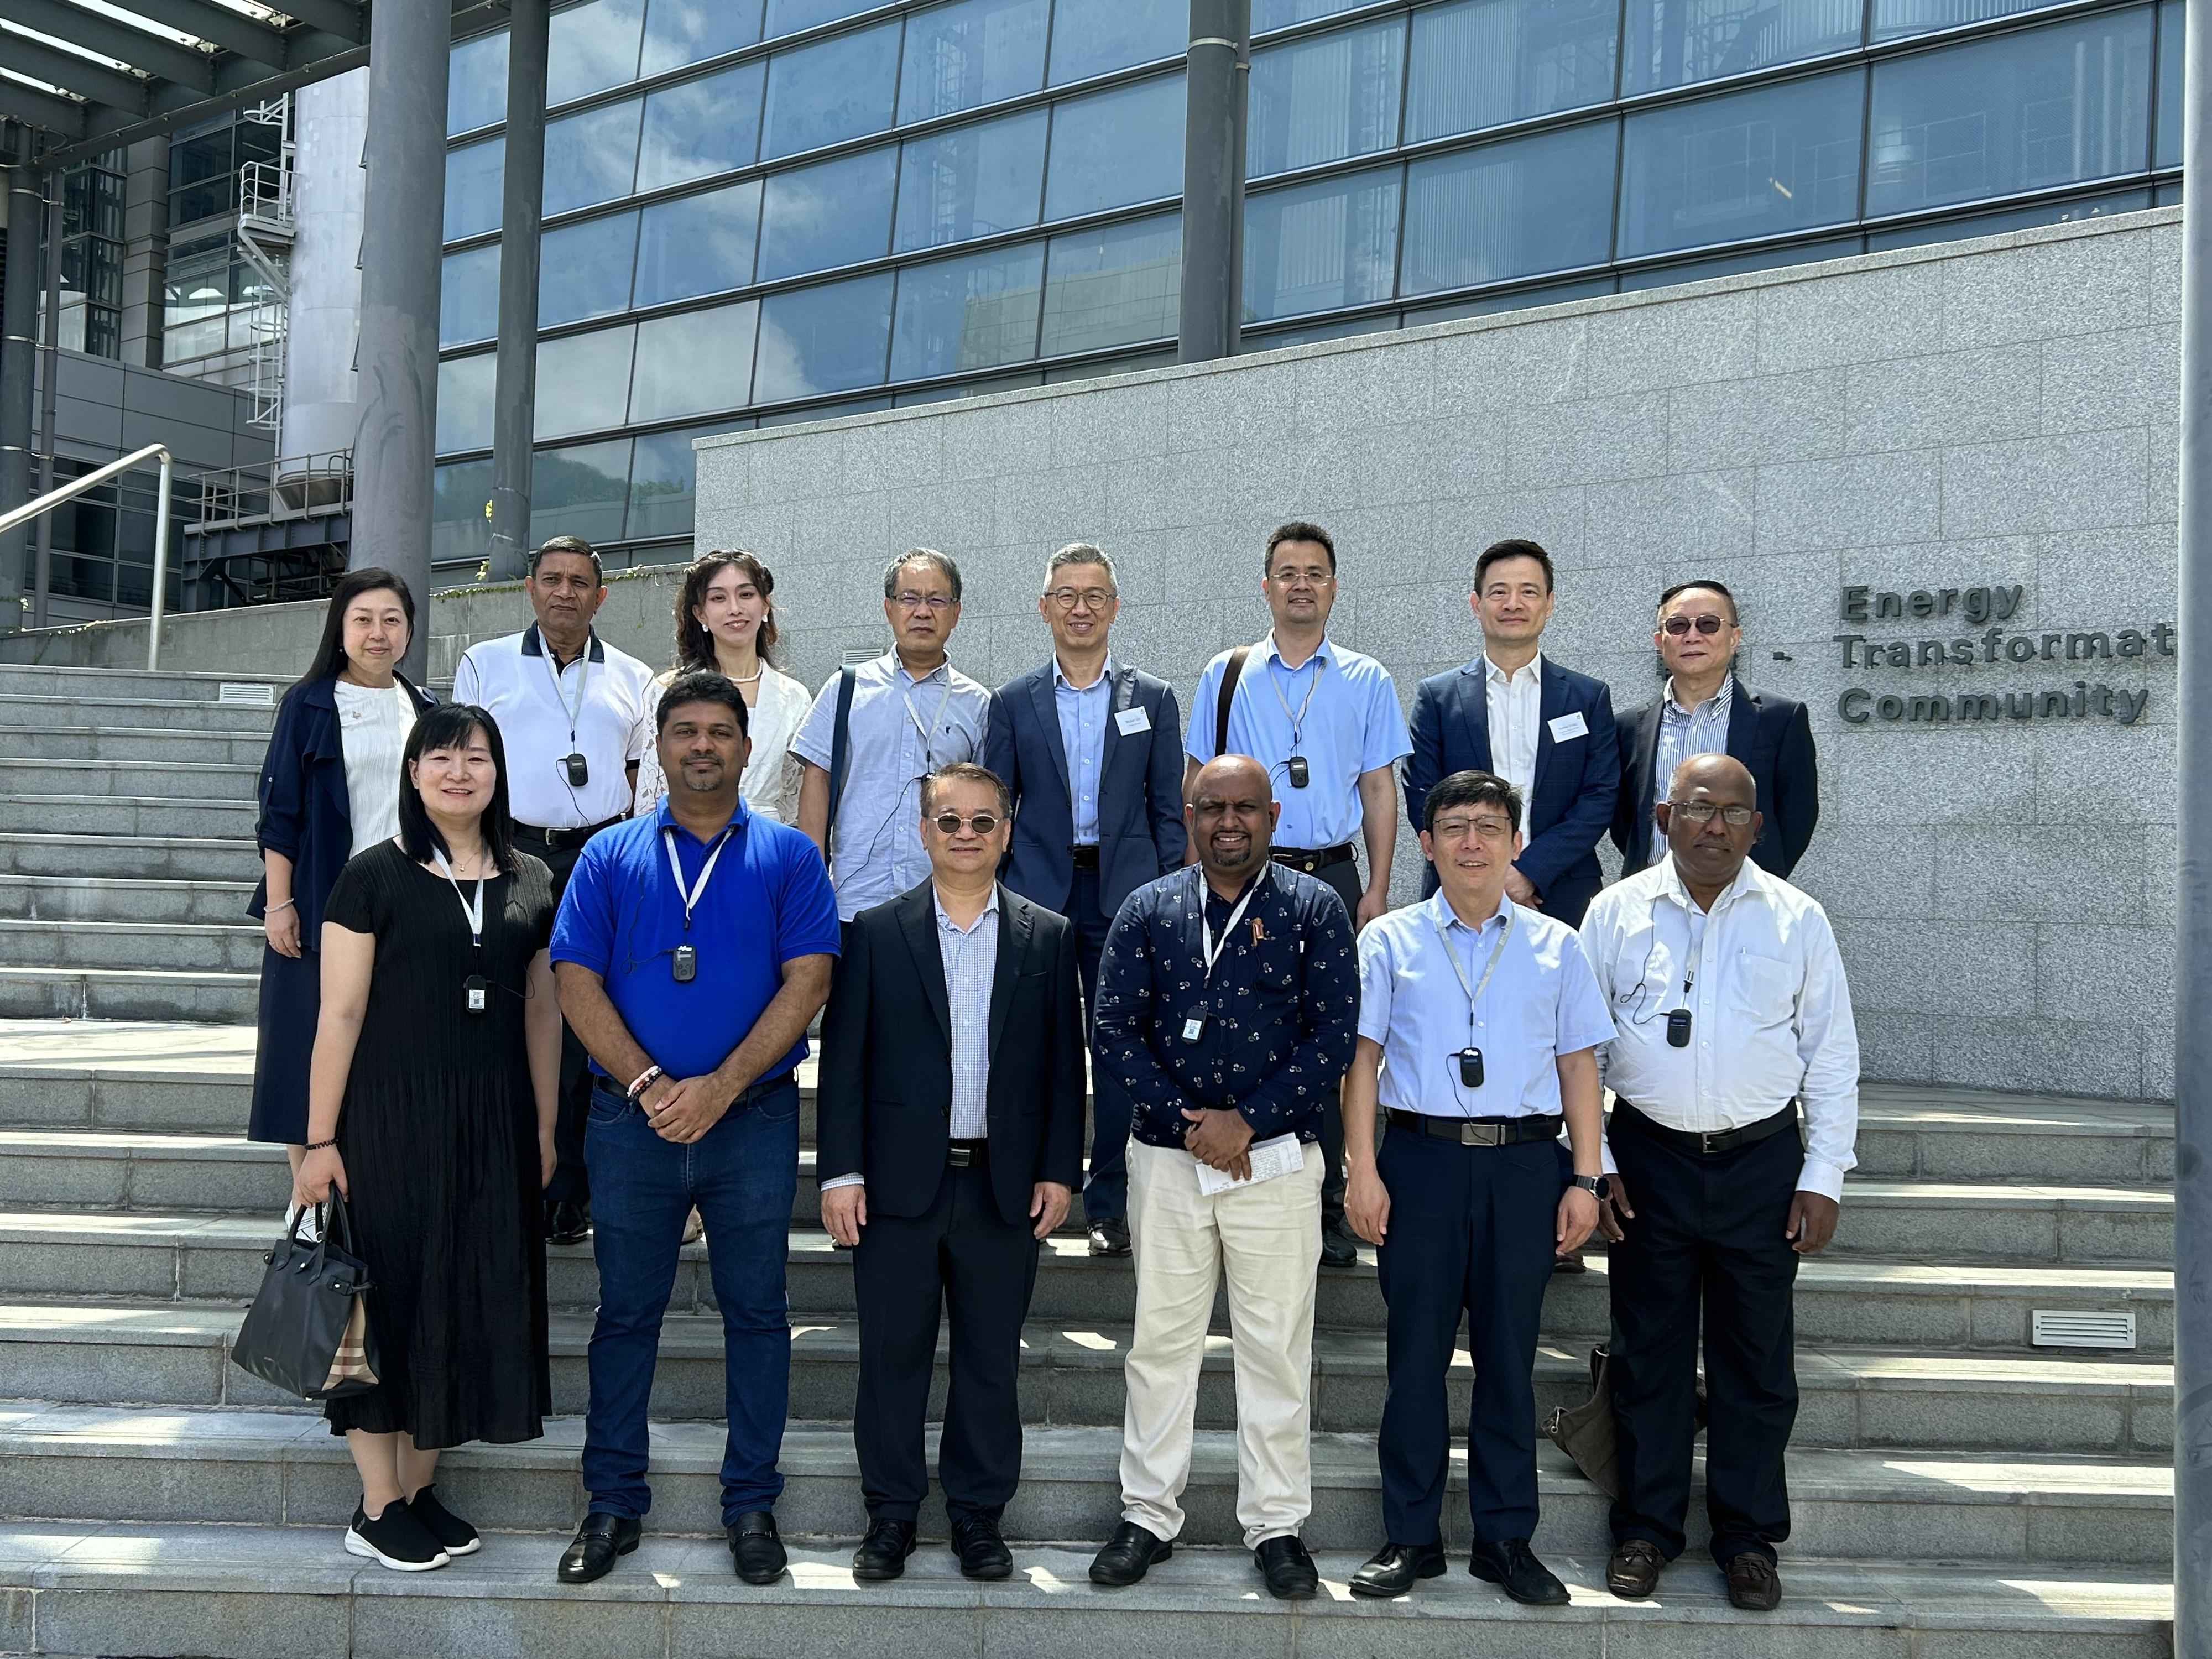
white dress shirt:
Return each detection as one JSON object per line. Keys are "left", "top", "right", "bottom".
{"left": 332, "top": 680, "right": 417, "bottom": 857}
{"left": 1483, "top": 652, "right": 1542, "bottom": 805}
{"left": 1578, "top": 855, "right": 1860, "bottom": 1201}
{"left": 451, "top": 625, "right": 656, "bottom": 831}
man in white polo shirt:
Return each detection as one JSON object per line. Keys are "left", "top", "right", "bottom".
{"left": 453, "top": 534, "right": 658, "bottom": 1243}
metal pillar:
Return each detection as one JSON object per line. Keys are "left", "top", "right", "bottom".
{"left": 349, "top": 0, "right": 451, "bottom": 682}
{"left": 32, "top": 168, "right": 61, "bottom": 628}
{"left": 1176, "top": 0, "right": 1249, "bottom": 364}
{"left": 488, "top": 0, "right": 548, "bottom": 583}
{"left": 0, "top": 153, "right": 39, "bottom": 623}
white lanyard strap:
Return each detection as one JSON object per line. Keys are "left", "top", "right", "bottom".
{"left": 1198, "top": 872, "right": 1263, "bottom": 981}
{"left": 431, "top": 853, "right": 487, "bottom": 950}
{"left": 1430, "top": 906, "right": 1512, "bottom": 1027}
{"left": 903, "top": 672, "right": 956, "bottom": 757}
{"left": 662, "top": 824, "right": 735, "bottom": 931}
{"left": 541, "top": 633, "right": 594, "bottom": 744}
{"left": 1264, "top": 650, "right": 1323, "bottom": 741}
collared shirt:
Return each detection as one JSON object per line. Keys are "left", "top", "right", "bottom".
{"left": 1579, "top": 855, "right": 1860, "bottom": 1201}
{"left": 549, "top": 795, "right": 842, "bottom": 1081}
{"left": 1482, "top": 652, "right": 1543, "bottom": 804}
{"left": 1094, "top": 863, "right": 1358, "bottom": 1149}
{"left": 1055, "top": 654, "right": 1114, "bottom": 844}
{"left": 1648, "top": 671, "right": 1735, "bottom": 863}
{"left": 937, "top": 886, "right": 1000, "bottom": 1138}
{"left": 1357, "top": 889, "right": 1614, "bottom": 1120}
{"left": 790, "top": 651, "right": 992, "bottom": 920}
{"left": 452, "top": 625, "right": 657, "bottom": 831}
{"left": 1187, "top": 633, "right": 1412, "bottom": 851}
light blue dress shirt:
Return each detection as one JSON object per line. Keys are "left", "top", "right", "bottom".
{"left": 1357, "top": 890, "right": 1614, "bottom": 1119}
{"left": 936, "top": 887, "right": 999, "bottom": 1140}
{"left": 1055, "top": 655, "right": 1114, "bottom": 846}
{"left": 1650, "top": 672, "right": 1736, "bottom": 865}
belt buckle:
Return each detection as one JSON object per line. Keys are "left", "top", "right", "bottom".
{"left": 1459, "top": 1122, "right": 1503, "bottom": 1147}
{"left": 947, "top": 1145, "right": 975, "bottom": 1168}
{"left": 1698, "top": 1129, "right": 1725, "bottom": 1155}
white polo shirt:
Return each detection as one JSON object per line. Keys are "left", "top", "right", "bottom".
{"left": 451, "top": 624, "right": 656, "bottom": 831}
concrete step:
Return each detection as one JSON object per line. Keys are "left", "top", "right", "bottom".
{"left": 0, "top": 967, "right": 257, "bottom": 1023}
{"left": 1856, "top": 1085, "right": 2174, "bottom": 1183}
{"left": 0, "top": 723, "right": 273, "bottom": 765}
{"left": 0, "top": 1522, "right": 2173, "bottom": 1659}
{"left": 2, "top": 758, "right": 259, "bottom": 803}
{"left": 0, "top": 832, "right": 262, "bottom": 883}
{"left": 0, "top": 793, "right": 257, "bottom": 839}
{"left": 0, "top": 691, "right": 278, "bottom": 734}
{"left": 0, "top": 873, "right": 256, "bottom": 926}
{"left": 0, "top": 919, "right": 265, "bottom": 974}
{"left": 0, "top": 1024, "right": 258, "bottom": 1129}
{"left": 0, "top": 664, "right": 290, "bottom": 705}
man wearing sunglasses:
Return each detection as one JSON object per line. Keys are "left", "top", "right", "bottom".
{"left": 1610, "top": 581, "right": 1819, "bottom": 877}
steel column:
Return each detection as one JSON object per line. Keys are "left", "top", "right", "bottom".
{"left": 488, "top": 0, "right": 548, "bottom": 582}
{"left": 1176, "top": 0, "right": 1249, "bottom": 364}
{"left": 0, "top": 154, "right": 39, "bottom": 622}
{"left": 32, "top": 166, "right": 61, "bottom": 627}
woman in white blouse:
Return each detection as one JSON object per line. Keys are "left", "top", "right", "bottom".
{"left": 635, "top": 550, "right": 811, "bottom": 823}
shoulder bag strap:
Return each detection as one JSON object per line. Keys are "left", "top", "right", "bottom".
{"left": 825, "top": 665, "right": 859, "bottom": 864}
{"left": 1214, "top": 644, "right": 1254, "bottom": 760}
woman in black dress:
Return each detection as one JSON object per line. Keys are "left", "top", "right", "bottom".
{"left": 293, "top": 703, "right": 560, "bottom": 1572}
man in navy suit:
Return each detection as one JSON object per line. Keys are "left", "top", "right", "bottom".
{"left": 985, "top": 543, "right": 1187, "bottom": 1258}
{"left": 1610, "top": 580, "right": 1819, "bottom": 878}
{"left": 1404, "top": 539, "right": 1621, "bottom": 928}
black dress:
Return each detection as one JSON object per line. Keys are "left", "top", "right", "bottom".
{"left": 319, "top": 841, "right": 556, "bottom": 1449}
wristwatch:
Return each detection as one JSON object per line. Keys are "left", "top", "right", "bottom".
{"left": 1569, "top": 1173, "right": 1609, "bottom": 1199}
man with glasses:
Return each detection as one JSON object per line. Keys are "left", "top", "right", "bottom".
{"left": 985, "top": 543, "right": 1186, "bottom": 1258}
{"left": 1611, "top": 580, "right": 1819, "bottom": 877}
{"left": 795, "top": 550, "right": 992, "bottom": 921}
{"left": 1186, "top": 520, "right": 1412, "bottom": 1268}
{"left": 817, "top": 763, "right": 1087, "bottom": 1583}
{"left": 1342, "top": 769, "right": 1611, "bottom": 1608}
{"left": 1580, "top": 753, "right": 1859, "bottom": 1613}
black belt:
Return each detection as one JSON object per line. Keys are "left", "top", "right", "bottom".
{"left": 946, "top": 1138, "right": 990, "bottom": 1168}
{"left": 1070, "top": 844, "right": 1101, "bottom": 870}
{"left": 1613, "top": 1098, "right": 1797, "bottom": 1157}
{"left": 593, "top": 1068, "right": 793, "bottom": 1112}
{"left": 1271, "top": 842, "right": 1357, "bottom": 874}
{"left": 1386, "top": 1109, "right": 1562, "bottom": 1147}
{"left": 518, "top": 817, "right": 623, "bottom": 851}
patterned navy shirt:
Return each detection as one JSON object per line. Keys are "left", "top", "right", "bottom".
{"left": 1093, "top": 863, "right": 1359, "bottom": 1149}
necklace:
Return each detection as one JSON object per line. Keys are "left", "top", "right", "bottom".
{"left": 728, "top": 667, "right": 763, "bottom": 685}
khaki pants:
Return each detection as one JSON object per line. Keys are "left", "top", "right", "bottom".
{"left": 1119, "top": 1138, "right": 1322, "bottom": 1548}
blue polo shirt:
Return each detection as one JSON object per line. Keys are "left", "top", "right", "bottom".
{"left": 550, "top": 797, "right": 841, "bottom": 1082}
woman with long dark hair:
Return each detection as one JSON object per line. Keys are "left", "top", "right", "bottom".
{"left": 293, "top": 703, "right": 560, "bottom": 1572}
{"left": 248, "top": 569, "right": 436, "bottom": 1182}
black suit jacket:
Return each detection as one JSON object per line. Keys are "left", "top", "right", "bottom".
{"left": 817, "top": 880, "right": 1087, "bottom": 1225}
{"left": 1610, "top": 682, "right": 1819, "bottom": 876}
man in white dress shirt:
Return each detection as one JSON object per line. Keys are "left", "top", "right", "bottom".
{"left": 1579, "top": 752, "right": 1860, "bottom": 1613}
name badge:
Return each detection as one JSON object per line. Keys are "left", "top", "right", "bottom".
{"left": 465, "top": 975, "right": 487, "bottom": 1014}
{"left": 1548, "top": 711, "right": 1589, "bottom": 743}
{"left": 1181, "top": 1015, "right": 1208, "bottom": 1044}
{"left": 1115, "top": 706, "right": 1152, "bottom": 736}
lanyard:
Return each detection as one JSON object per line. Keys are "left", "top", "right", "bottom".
{"left": 902, "top": 672, "right": 956, "bottom": 759}
{"left": 1264, "top": 650, "right": 1323, "bottom": 743}
{"left": 431, "top": 853, "right": 487, "bottom": 950}
{"left": 1198, "top": 872, "right": 1264, "bottom": 981}
{"left": 541, "top": 632, "right": 594, "bottom": 744}
{"left": 662, "top": 823, "right": 735, "bottom": 932}
{"left": 1429, "top": 906, "right": 1513, "bottom": 1030}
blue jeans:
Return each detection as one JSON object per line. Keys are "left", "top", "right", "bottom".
{"left": 580, "top": 1074, "right": 799, "bottom": 1526}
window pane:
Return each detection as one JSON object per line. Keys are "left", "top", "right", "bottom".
{"left": 899, "top": 0, "right": 1050, "bottom": 122}
{"left": 1406, "top": 0, "right": 1620, "bottom": 142}
{"left": 1402, "top": 120, "right": 1617, "bottom": 291}
{"left": 630, "top": 300, "right": 760, "bottom": 420}
{"left": 433, "top": 460, "right": 495, "bottom": 566}
{"left": 891, "top": 242, "right": 1045, "bottom": 378}
{"left": 2156, "top": 0, "right": 2182, "bottom": 169}
{"left": 535, "top": 322, "right": 638, "bottom": 438}
{"left": 1618, "top": 70, "right": 1862, "bottom": 256}
{"left": 1243, "top": 167, "right": 1401, "bottom": 321}
{"left": 545, "top": 100, "right": 643, "bottom": 216}
{"left": 1866, "top": 9, "right": 2153, "bottom": 217}
{"left": 1040, "top": 211, "right": 1181, "bottom": 355}
{"left": 445, "top": 138, "right": 504, "bottom": 241}
{"left": 630, "top": 426, "right": 744, "bottom": 539}
{"left": 436, "top": 353, "right": 497, "bottom": 452}
{"left": 531, "top": 439, "right": 634, "bottom": 547}
{"left": 635, "top": 180, "right": 763, "bottom": 304}
{"left": 440, "top": 244, "right": 502, "bottom": 346}
{"left": 1048, "top": 0, "right": 1186, "bottom": 82}
{"left": 1624, "top": 0, "right": 1861, "bottom": 93}
{"left": 758, "top": 146, "right": 898, "bottom": 280}
{"left": 1254, "top": 0, "right": 1368, "bottom": 32}
{"left": 450, "top": 32, "right": 510, "bottom": 135}
{"left": 894, "top": 108, "right": 1047, "bottom": 251}
{"left": 1249, "top": 19, "right": 1405, "bottom": 179}
{"left": 1045, "top": 75, "right": 1186, "bottom": 219}
{"left": 549, "top": 0, "right": 646, "bottom": 104}
{"left": 761, "top": 22, "right": 901, "bottom": 159}
{"left": 1865, "top": 184, "right": 2148, "bottom": 246}
{"left": 1873, "top": 0, "right": 2066, "bottom": 43}
{"left": 638, "top": 61, "right": 765, "bottom": 191}
{"left": 539, "top": 211, "right": 639, "bottom": 327}
{"left": 754, "top": 272, "right": 895, "bottom": 400}
{"left": 766, "top": 0, "right": 879, "bottom": 36}
{"left": 643, "top": 0, "right": 763, "bottom": 71}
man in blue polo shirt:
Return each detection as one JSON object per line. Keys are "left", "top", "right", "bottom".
{"left": 549, "top": 670, "right": 840, "bottom": 1590}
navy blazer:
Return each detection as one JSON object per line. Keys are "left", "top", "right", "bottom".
{"left": 1402, "top": 656, "right": 1620, "bottom": 927}
{"left": 985, "top": 662, "right": 1187, "bottom": 919}
{"left": 1610, "top": 682, "right": 1819, "bottom": 877}
{"left": 250, "top": 674, "right": 436, "bottom": 936}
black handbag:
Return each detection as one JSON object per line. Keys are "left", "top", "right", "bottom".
{"left": 231, "top": 1194, "right": 382, "bottom": 1401}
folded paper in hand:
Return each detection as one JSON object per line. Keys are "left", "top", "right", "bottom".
{"left": 1193, "top": 1132, "right": 1306, "bottom": 1196}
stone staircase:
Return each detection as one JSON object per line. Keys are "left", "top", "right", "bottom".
{"left": 0, "top": 661, "right": 2177, "bottom": 1656}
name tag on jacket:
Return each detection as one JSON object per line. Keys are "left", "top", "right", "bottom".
{"left": 1114, "top": 707, "right": 1152, "bottom": 735}
{"left": 1548, "top": 711, "right": 1589, "bottom": 743}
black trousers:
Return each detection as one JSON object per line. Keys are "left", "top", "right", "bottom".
{"left": 521, "top": 832, "right": 593, "bottom": 1208}
{"left": 1293, "top": 853, "right": 1363, "bottom": 1229}
{"left": 1067, "top": 864, "right": 1133, "bottom": 1223}
{"left": 1606, "top": 1108, "right": 1803, "bottom": 1567}
{"left": 852, "top": 1162, "right": 1040, "bottom": 1524}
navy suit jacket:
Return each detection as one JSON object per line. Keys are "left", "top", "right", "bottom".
{"left": 985, "top": 662, "right": 1187, "bottom": 919}
{"left": 1610, "top": 683, "right": 1819, "bottom": 877}
{"left": 1402, "top": 656, "right": 1620, "bottom": 926}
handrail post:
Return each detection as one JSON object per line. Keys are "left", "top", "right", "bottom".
{"left": 147, "top": 450, "right": 172, "bottom": 671}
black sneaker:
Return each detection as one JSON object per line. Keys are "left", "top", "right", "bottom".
{"left": 346, "top": 1499, "right": 450, "bottom": 1572}
{"left": 406, "top": 1485, "right": 481, "bottom": 1557}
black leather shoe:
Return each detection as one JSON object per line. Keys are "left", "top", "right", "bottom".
{"left": 1606, "top": 1538, "right": 1666, "bottom": 1599}
{"left": 951, "top": 1515, "right": 1013, "bottom": 1580}
{"left": 727, "top": 1510, "right": 787, "bottom": 1584}
{"left": 1087, "top": 1217, "right": 1131, "bottom": 1258}
{"left": 1725, "top": 1551, "right": 1782, "bottom": 1610}
{"left": 557, "top": 1513, "right": 640, "bottom": 1584}
{"left": 1254, "top": 1535, "right": 1319, "bottom": 1600}
{"left": 1469, "top": 1537, "right": 1569, "bottom": 1606}
{"left": 852, "top": 1517, "right": 917, "bottom": 1582}
{"left": 1319, "top": 1217, "right": 1359, "bottom": 1269}
{"left": 1088, "top": 1521, "right": 1172, "bottom": 1587}
{"left": 546, "top": 1197, "right": 592, "bottom": 1247}
{"left": 1349, "top": 1540, "right": 1447, "bottom": 1597}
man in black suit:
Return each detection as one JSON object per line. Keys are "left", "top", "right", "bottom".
{"left": 985, "top": 542, "right": 1186, "bottom": 1259}
{"left": 1612, "top": 580, "right": 1819, "bottom": 877}
{"left": 817, "top": 761, "right": 1088, "bottom": 1584}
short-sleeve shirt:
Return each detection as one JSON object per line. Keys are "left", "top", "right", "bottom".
{"left": 451, "top": 626, "right": 656, "bottom": 831}
{"left": 550, "top": 797, "right": 841, "bottom": 1081}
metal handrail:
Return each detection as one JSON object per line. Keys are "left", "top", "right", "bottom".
{"left": 0, "top": 442, "right": 174, "bottom": 670}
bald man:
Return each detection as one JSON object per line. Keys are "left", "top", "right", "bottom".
{"left": 1086, "top": 755, "right": 1359, "bottom": 1600}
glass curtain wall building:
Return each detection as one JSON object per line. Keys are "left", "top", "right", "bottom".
{"left": 435, "top": 0, "right": 2185, "bottom": 573}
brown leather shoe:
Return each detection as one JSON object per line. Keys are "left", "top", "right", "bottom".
{"left": 1725, "top": 1552, "right": 1781, "bottom": 1611}
{"left": 1605, "top": 1539, "right": 1665, "bottom": 1599}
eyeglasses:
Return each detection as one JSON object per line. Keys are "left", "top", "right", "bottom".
{"left": 894, "top": 592, "right": 957, "bottom": 612}
{"left": 1662, "top": 613, "right": 1729, "bottom": 637}
{"left": 1432, "top": 815, "right": 1516, "bottom": 840}
{"left": 1666, "top": 800, "right": 1754, "bottom": 826}
{"left": 1045, "top": 586, "right": 1117, "bottom": 612}
{"left": 930, "top": 811, "right": 1001, "bottom": 836}
{"left": 1269, "top": 568, "right": 1334, "bottom": 587}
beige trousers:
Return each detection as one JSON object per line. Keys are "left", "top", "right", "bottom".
{"left": 1119, "top": 1138, "right": 1322, "bottom": 1548}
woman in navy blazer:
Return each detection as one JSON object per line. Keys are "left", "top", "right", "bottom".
{"left": 248, "top": 569, "right": 435, "bottom": 1168}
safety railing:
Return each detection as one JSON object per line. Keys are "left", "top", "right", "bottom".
{"left": 0, "top": 443, "right": 174, "bottom": 670}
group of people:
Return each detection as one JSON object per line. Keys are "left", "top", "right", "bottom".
{"left": 246, "top": 523, "right": 1855, "bottom": 1616}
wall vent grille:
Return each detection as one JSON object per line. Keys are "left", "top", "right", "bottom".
{"left": 2031, "top": 1310, "right": 2136, "bottom": 1349}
